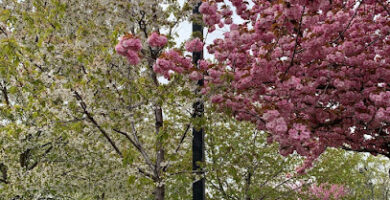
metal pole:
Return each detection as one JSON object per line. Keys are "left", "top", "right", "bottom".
{"left": 192, "top": 1, "right": 205, "bottom": 200}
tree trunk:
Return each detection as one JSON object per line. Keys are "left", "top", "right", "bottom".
{"left": 154, "top": 106, "right": 165, "bottom": 200}
{"left": 245, "top": 170, "right": 252, "bottom": 200}
{"left": 0, "top": 163, "right": 7, "bottom": 184}
{"left": 154, "top": 184, "right": 165, "bottom": 200}
{"left": 152, "top": 59, "right": 165, "bottom": 200}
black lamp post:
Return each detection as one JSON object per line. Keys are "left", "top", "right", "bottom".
{"left": 192, "top": 2, "right": 205, "bottom": 200}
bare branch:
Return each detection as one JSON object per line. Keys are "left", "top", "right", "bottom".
{"left": 163, "top": 123, "right": 191, "bottom": 172}
{"left": 174, "top": 124, "right": 191, "bottom": 154}
{"left": 0, "top": 25, "right": 7, "bottom": 36}
{"left": 73, "top": 90, "right": 122, "bottom": 157}
{"left": 0, "top": 82, "right": 10, "bottom": 106}
{"left": 137, "top": 167, "right": 156, "bottom": 180}
{"left": 113, "top": 128, "right": 155, "bottom": 173}
{"left": 284, "top": 5, "right": 306, "bottom": 78}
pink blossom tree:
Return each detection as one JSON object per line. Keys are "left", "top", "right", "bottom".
{"left": 153, "top": 0, "right": 390, "bottom": 171}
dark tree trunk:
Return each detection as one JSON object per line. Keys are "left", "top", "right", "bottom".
{"left": 245, "top": 170, "right": 252, "bottom": 200}
{"left": 154, "top": 184, "right": 165, "bottom": 200}
{"left": 154, "top": 106, "right": 165, "bottom": 200}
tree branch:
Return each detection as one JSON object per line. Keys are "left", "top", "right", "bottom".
{"left": 137, "top": 167, "right": 156, "bottom": 180}
{"left": 366, "top": 31, "right": 390, "bottom": 48}
{"left": 331, "top": 0, "right": 364, "bottom": 44}
{"left": 258, "top": 160, "right": 287, "bottom": 190}
{"left": 113, "top": 128, "right": 155, "bottom": 173}
{"left": 162, "top": 124, "right": 191, "bottom": 172}
{"left": 0, "top": 163, "right": 8, "bottom": 184}
{"left": 284, "top": 5, "right": 305, "bottom": 78}
{"left": 73, "top": 90, "right": 122, "bottom": 157}
{"left": 0, "top": 82, "right": 10, "bottom": 106}
{"left": 376, "top": 0, "right": 390, "bottom": 16}
{"left": 0, "top": 25, "right": 7, "bottom": 36}
{"left": 175, "top": 123, "right": 191, "bottom": 154}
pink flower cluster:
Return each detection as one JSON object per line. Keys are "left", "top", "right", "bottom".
{"left": 153, "top": 50, "right": 193, "bottom": 80}
{"left": 115, "top": 35, "right": 142, "bottom": 65}
{"left": 289, "top": 124, "right": 310, "bottom": 141}
{"left": 198, "top": 60, "right": 211, "bottom": 70}
{"left": 263, "top": 110, "right": 287, "bottom": 134}
{"left": 151, "top": 38, "right": 211, "bottom": 81}
{"left": 189, "top": 71, "right": 203, "bottom": 81}
{"left": 185, "top": 38, "right": 204, "bottom": 52}
{"left": 199, "top": 2, "right": 221, "bottom": 32}
{"left": 115, "top": 33, "right": 208, "bottom": 83}
{"left": 147, "top": 32, "right": 168, "bottom": 48}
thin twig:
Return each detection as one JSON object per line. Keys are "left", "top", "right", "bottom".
{"left": 331, "top": 0, "right": 365, "bottom": 44}
{"left": 0, "top": 26, "right": 7, "bottom": 36}
{"left": 284, "top": 6, "right": 306, "bottom": 78}
{"left": 162, "top": 124, "right": 191, "bottom": 172}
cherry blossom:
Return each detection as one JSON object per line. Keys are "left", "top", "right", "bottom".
{"left": 148, "top": 32, "right": 168, "bottom": 48}
{"left": 185, "top": 38, "right": 204, "bottom": 52}
{"left": 115, "top": 34, "right": 142, "bottom": 65}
